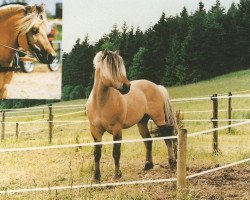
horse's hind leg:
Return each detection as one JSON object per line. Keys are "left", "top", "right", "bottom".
{"left": 137, "top": 115, "right": 153, "bottom": 170}
{"left": 158, "top": 125, "right": 177, "bottom": 170}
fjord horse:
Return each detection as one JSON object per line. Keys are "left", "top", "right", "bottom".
{"left": 0, "top": 3, "right": 56, "bottom": 99}
{"left": 86, "top": 50, "right": 178, "bottom": 182}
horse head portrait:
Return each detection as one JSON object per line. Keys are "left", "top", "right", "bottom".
{"left": 17, "top": 4, "right": 56, "bottom": 64}
{"left": 93, "top": 50, "right": 131, "bottom": 94}
{"left": 0, "top": 3, "right": 57, "bottom": 98}
{"left": 87, "top": 50, "right": 178, "bottom": 182}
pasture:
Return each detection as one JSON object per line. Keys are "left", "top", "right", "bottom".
{"left": 0, "top": 69, "right": 249, "bottom": 199}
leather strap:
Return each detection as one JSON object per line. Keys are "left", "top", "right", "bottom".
{"left": 0, "top": 65, "right": 19, "bottom": 72}
{"left": 0, "top": 54, "right": 20, "bottom": 72}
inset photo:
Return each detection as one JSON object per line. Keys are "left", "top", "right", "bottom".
{"left": 0, "top": 0, "right": 62, "bottom": 99}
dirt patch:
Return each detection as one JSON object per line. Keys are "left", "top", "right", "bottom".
{"left": 189, "top": 165, "right": 250, "bottom": 200}
{"left": 7, "top": 64, "right": 61, "bottom": 99}
{"left": 135, "top": 164, "right": 249, "bottom": 199}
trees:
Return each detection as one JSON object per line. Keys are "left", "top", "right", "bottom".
{"left": 129, "top": 47, "right": 151, "bottom": 80}
{"left": 62, "top": 36, "right": 94, "bottom": 99}
{"left": 236, "top": 0, "right": 250, "bottom": 67}
{"left": 2, "top": 1, "right": 249, "bottom": 109}
{"left": 61, "top": 0, "right": 249, "bottom": 101}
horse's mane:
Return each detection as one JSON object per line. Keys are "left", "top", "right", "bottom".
{"left": 94, "top": 50, "right": 126, "bottom": 82}
{"left": 0, "top": 3, "right": 47, "bottom": 34}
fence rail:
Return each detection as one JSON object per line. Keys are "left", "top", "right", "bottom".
{"left": 0, "top": 91, "right": 249, "bottom": 196}
{"left": 0, "top": 120, "right": 249, "bottom": 195}
{"left": 0, "top": 158, "right": 249, "bottom": 195}
{"left": 1, "top": 92, "right": 250, "bottom": 142}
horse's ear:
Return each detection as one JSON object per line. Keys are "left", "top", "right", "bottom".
{"left": 36, "top": 3, "right": 45, "bottom": 14}
{"left": 103, "top": 49, "right": 108, "bottom": 55}
{"left": 115, "top": 50, "right": 120, "bottom": 55}
{"left": 25, "top": 5, "right": 36, "bottom": 14}
{"left": 102, "top": 49, "right": 108, "bottom": 60}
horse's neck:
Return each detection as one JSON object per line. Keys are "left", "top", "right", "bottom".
{"left": 92, "top": 70, "right": 113, "bottom": 107}
{"left": 0, "top": 6, "right": 24, "bottom": 66}
{"left": 0, "top": 38, "right": 17, "bottom": 67}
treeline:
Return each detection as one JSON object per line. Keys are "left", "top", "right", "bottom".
{"left": 62, "top": 0, "right": 250, "bottom": 101}
{"left": 1, "top": 0, "right": 249, "bottom": 108}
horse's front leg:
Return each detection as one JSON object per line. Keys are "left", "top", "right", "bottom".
{"left": 0, "top": 86, "right": 8, "bottom": 99}
{"left": 90, "top": 125, "right": 104, "bottom": 182}
{"left": 0, "top": 72, "right": 13, "bottom": 99}
{"left": 112, "top": 129, "right": 122, "bottom": 179}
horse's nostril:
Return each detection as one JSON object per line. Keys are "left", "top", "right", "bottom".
{"left": 119, "top": 83, "right": 130, "bottom": 95}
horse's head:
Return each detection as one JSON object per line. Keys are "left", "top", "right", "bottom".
{"left": 17, "top": 4, "right": 56, "bottom": 64}
{"left": 94, "top": 50, "right": 131, "bottom": 95}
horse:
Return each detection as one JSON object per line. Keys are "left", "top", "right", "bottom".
{"left": 0, "top": 3, "right": 56, "bottom": 99}
{"left": 86, "top": 50, "right": 178, "bottom": 182}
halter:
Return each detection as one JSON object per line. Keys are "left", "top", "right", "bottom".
{"left": 26, "top": 33, "right": 42, "bottom": 63}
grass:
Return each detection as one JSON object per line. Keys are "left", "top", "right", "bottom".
{"left": 0, "top": 69, "right": 250, "bottom": 199}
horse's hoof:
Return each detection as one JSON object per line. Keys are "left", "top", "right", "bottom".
{"left": 113, "top": 170, "right": 122, "bottom": 180}
{"left": 92, "top": 178, "right": 101, "bottom": 183}
{"left": 143, "top": 161, "right": 154, "bottom": 171}
{"left": 169, "top": 159, "right": 177, "bottom": 171}
{"left": 93, "top": 171, "right": 101, "bottom": 183}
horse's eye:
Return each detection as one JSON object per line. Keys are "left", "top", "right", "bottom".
{"left": 31, "top": 28, "right": 39, "bottom": 34}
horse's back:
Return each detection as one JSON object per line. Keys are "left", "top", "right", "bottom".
{"left": 130, "top": 80, "right": 164, "bottom": 103}
{"left": 128, "top": 80, "right": 167, "bottom": 125}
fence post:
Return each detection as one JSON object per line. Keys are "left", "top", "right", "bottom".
{"left": 16, "top": 123, "right": 19, "bottom": 139}
{"left": 177, "top": 129, "right": 187, "bottom": 199}
{"left": 228, "top": 92, "right": 232, "bottom": 133}
{"left": 1, "top": 111, "right": 5, "bottom": 141}
{"left": 212, "top": 94, "right": 219, "bottom": 155}
{"left": 48, "top": 104, "right": 54, "bottom": 144}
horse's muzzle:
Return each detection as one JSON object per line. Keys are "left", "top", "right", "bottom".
{"left": 35, "top": 51, "right": 56, "bottom": 64}
{"left": 118, "top": 83, "right": 131, "bottom": 95}
{"left": 47, "top": 53, "right": 56, "bottom": 64}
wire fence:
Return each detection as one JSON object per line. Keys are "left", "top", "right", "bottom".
{"left": 0, "top": 91, "right": 249, "bottom": 142}
{"left": 1, "top": 120, "right": 249, "bottom": 153}
{"left": 0, "top": 120, "right": 249, "bottom": 194}
{"left": 0, "top": 158, "right": 248, "bottom": 195}
{"left": 0, "top": 91, "right": 249, "bottom": 195}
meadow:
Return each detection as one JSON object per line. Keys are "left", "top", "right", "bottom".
{"left": 0, "top": 69, "right": 249, "bottom": 199}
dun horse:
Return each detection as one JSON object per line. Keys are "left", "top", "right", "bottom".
{"left": 86, "top": 50, "right": 178, "bottom": 182}
{"left": 0, "top": 3, "right": 56, "bottom": 99}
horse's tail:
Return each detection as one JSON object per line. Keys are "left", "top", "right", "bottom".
{"left": 158, "top": 85, "right": 178, "bottom": 132}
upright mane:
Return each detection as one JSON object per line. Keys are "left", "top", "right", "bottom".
{"left": 0, "top": 2, "right": 27, "bottom": 7}
{"left": 0, "top": 3, "right": 47, "bottom": 34}
{"left": 0, "top": 3, "right": 24, "bottom": 16}
{"left": 17, "top": 4, "right": 47, "bottom": 34}
{"left": 94, "top": 50, "right": 126, "bottom": 82}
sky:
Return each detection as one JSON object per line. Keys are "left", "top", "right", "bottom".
{"left": 63, "top": 0, "right": 239, "bottom": 52}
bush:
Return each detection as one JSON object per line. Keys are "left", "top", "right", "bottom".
{"left": 62, "top": 85, "right": 75, "bottom": 101}
{"left": 69, "top": 85, "right": 85, "bottom": 100}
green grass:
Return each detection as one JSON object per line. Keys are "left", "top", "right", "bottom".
{"left": 168, "top": 69, "right": 250, "bottom": 98}
{"left": 0, "top": 69, "right": 249, "bottom": 199}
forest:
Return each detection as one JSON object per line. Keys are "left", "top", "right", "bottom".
{"left": 1, "top": 0, "right": 249, "bottom": 108}
{"left": 62, "top": 0, "right": 250, "bottom": 100}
